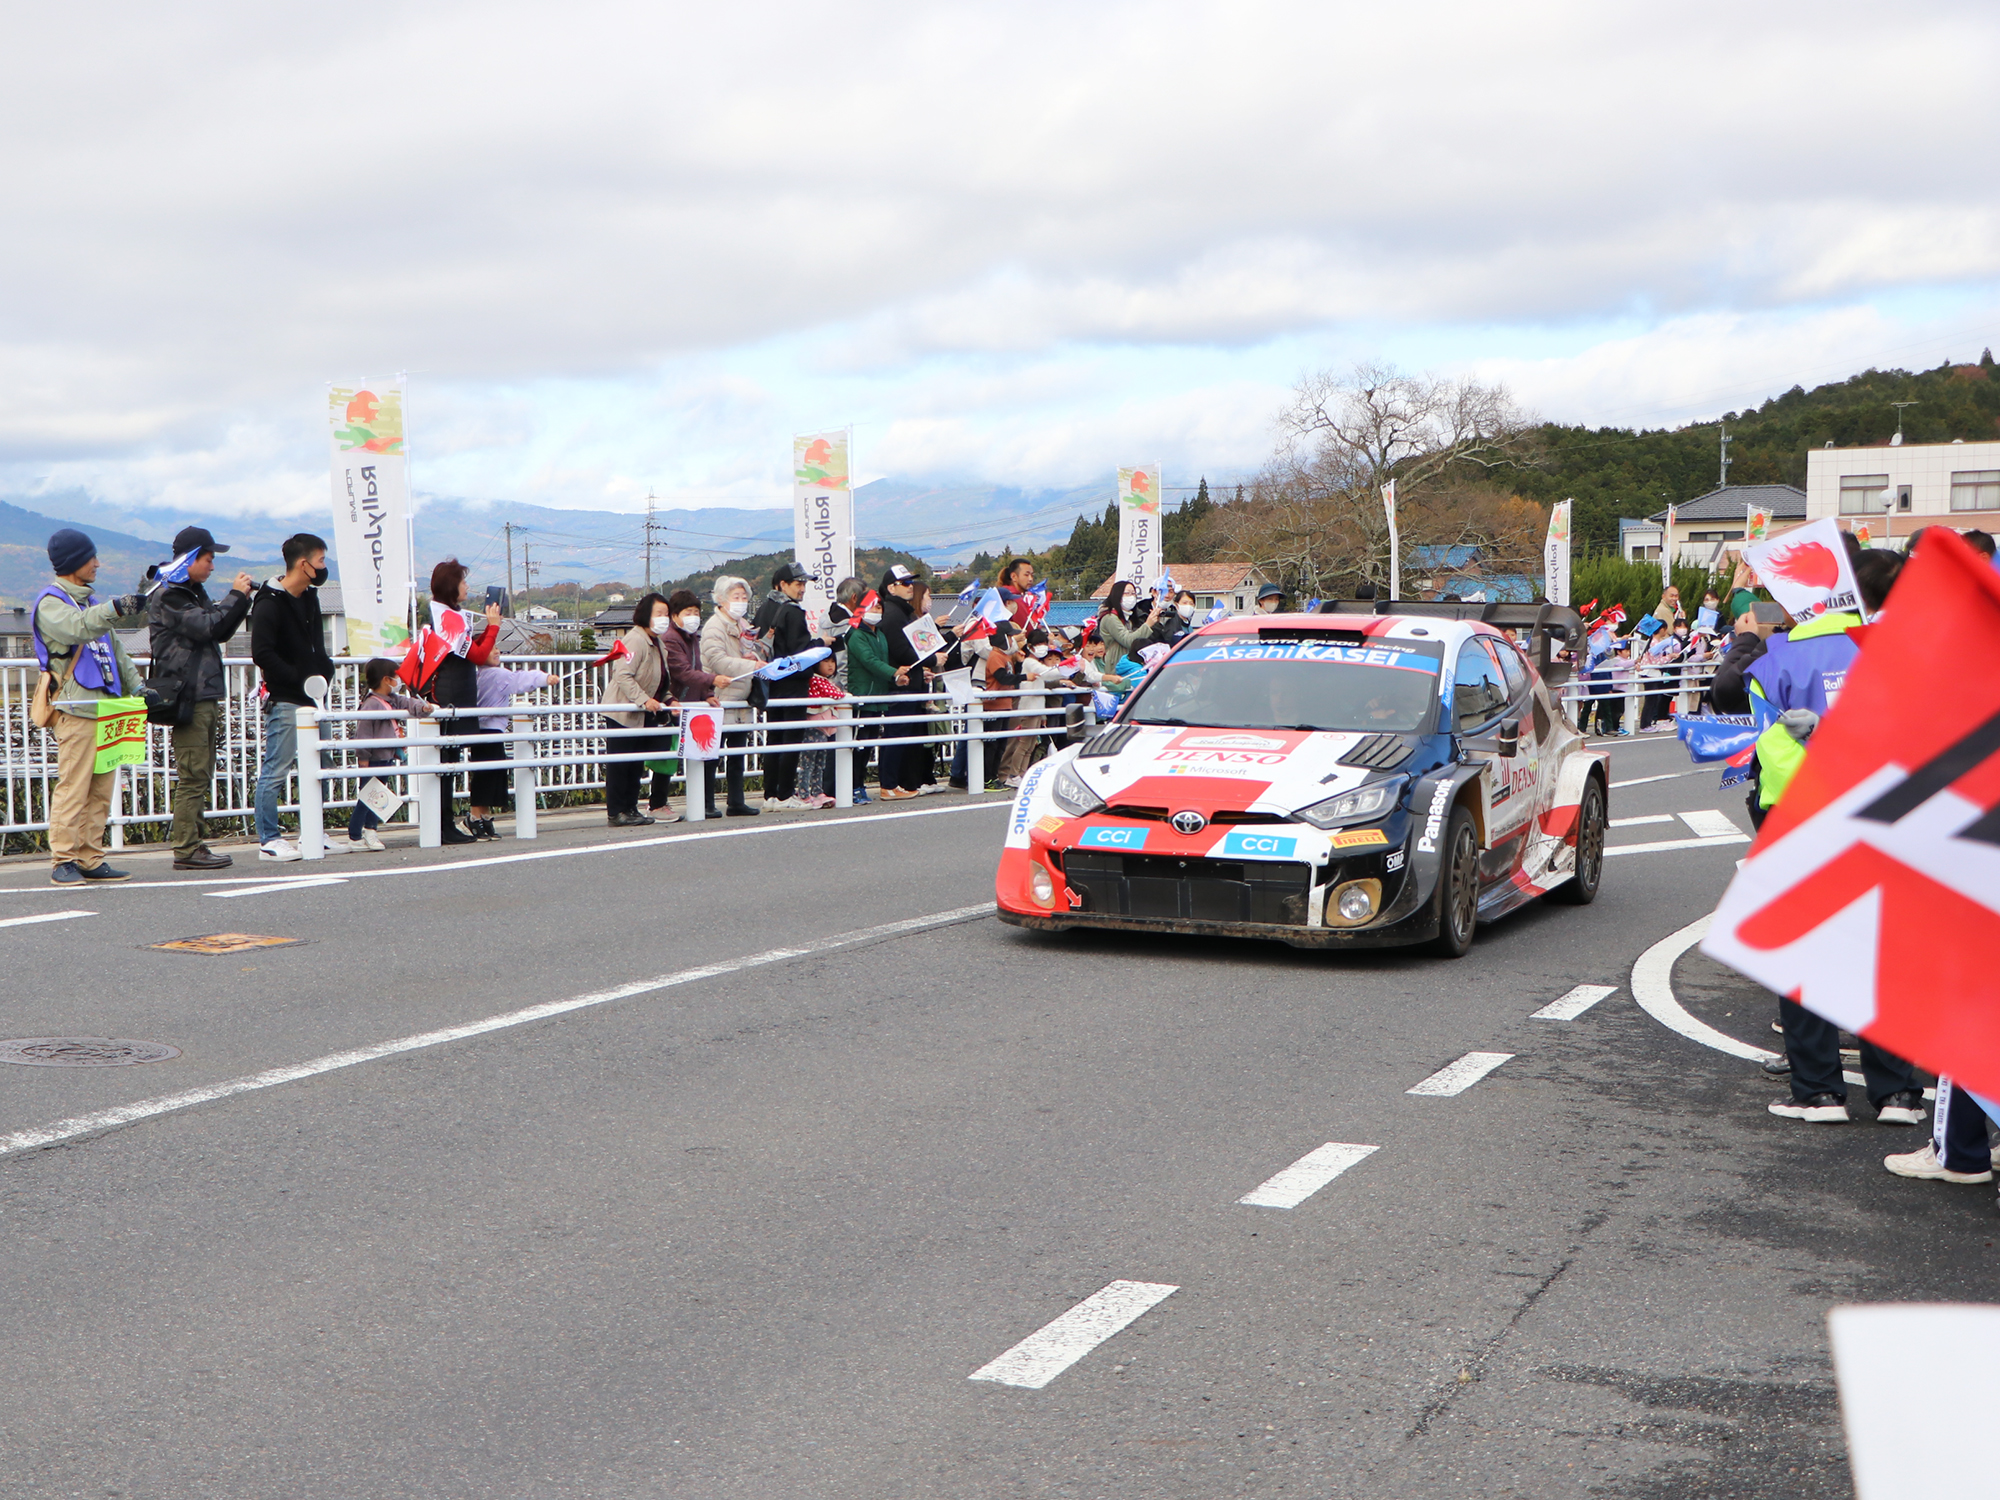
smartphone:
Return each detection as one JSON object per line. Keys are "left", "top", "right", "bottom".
{"left": 484, "top": 584, "right": 508, "bottom": 611}
{"left": 1750, "top": 601, "right": 1786, "bottom": 625}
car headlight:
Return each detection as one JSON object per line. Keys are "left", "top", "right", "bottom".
{"left": 1295, "top": 775, "right": 1405, "bottom": 830}
{"left": 1051, "top": 761, "right": 1106, "bottom": 817}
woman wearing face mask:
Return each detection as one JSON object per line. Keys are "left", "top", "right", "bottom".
{"left": 1096, "top": 580, "right": 1149, "bottom": 662}
{"left": 1155, "top": 588, "right": 1200, "bottom": 645}
{"left": 659, "top": 589, "right": 733, "bottom": 817}
{"left": 599, "top": 592, "right": 682, "bottom": 826}
{"left": 425, "top": 558, "right": 505, "bottom": 843}
{"left": 843, "top": 589, "right": 892, "bottom": 795}
{"left": 699, "top": 575, "right": 766, "bottom": 816}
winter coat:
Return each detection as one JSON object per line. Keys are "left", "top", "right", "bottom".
{"left": 475, "top": 666, "right": 550, "bottom": 732}
{"left": 147, "top": 580, "right": 252, "bottom": 704}
{"left": 662, "top": 622, "right": 719, "bottom": 702}
{"left": 761, "top": 594, "right": 816, "bottom": 700}
{"left": 1708, "top": 630, "right": 1772, "bottom": 715}
{"left": 355, "top": 689, "right": 432, "bottom": 767}
{"left": 602, "top": 627, "right": 672, "bottom": 729}
{"left": 33, "top": 580, "right": 144, "bottom": 719}
{"left": 845, "top": 623, "right": 895, "bottom": 699}
{"left": 248, "top": 582, "right": 335, "bottom": 707}
{"left": 700, "top": 609, "right": 764, "bottom": 704}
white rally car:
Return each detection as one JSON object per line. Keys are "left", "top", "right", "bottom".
{"left": 995, "top": 603, "right": 1609, "bottom": 956}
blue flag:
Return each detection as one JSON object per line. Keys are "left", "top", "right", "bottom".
{"left": 147, "top": 548, "right": 201, "bottom": 589}
{"left": 755, "top": 646, "right": 832, "bottom": 681}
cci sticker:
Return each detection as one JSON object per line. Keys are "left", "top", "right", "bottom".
{"left": 1330, "top": 828, "right": 1390, "bottom": 849}
{"left": 1219, "top": 830, "right": 1298, "bottom": 859}
{"left": 1079, "top": 825, "right": 1150, "bottom": 850}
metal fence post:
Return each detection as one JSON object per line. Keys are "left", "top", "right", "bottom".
{"left": 409, "top": 717, "right": 441, "bottom": 848}
{"left": 833, "top": 701, "right": 854, "bottom": 807}
{"left": 108, "top": 766, "right": 125, "bottom": 850}
{"left": 967, "top": 696, "right": 985, "bottom": 796}
{"left": 511, "top": 714, "right": 537, "bottom": 839}
{"left": 297, "top": 708, "right": 325, "bottom": 860}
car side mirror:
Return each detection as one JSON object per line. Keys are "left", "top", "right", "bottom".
{"left": 1496, "top": 721, "right": 1519, "bottom": 759}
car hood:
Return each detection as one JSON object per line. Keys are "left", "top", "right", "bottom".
{"left": 1068, "top": 725, "right": 1416, "bottom": 817}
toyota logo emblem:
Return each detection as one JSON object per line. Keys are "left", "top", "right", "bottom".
{"left": 1170, "top": 809, "right": 1208, "bottom": 835}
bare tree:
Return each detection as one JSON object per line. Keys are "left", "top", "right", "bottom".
{"left": 1200, "top": 363, "right": 1542, "bottom": 598}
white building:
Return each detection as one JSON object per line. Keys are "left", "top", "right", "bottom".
{"left": 1805, "top": 439, "right": 2000, "bottom": 539}
{"left": 523, "top": 604, "right": 560, "bottom": 621}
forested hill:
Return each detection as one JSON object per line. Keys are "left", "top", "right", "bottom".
{"left": 1513, "top": 350, "right": 2000, "bottom": 552}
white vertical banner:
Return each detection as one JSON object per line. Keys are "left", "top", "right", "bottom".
{"left": 1542, "top": 498, "right": 1572, "bottom": 606}
{"left": 1382, "top": 479, "right": 1400, "bottom": 601}
{"left": 1661, "top": 503, "right": 1677, "bottom": 588}
{"left": 328, "top": 380, "right": 414, "bottom": 657}
{"left": 793, "top": 429, "right": 854, "bottom": 628}
{"left": 1115, "top": 464, "right": 1162, "bottom": 594}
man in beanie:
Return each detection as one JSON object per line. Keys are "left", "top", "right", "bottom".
{"left": 32, "top": 529, "right": 148, "bottom": 884}
{"left": 147, "top": 526, "right": 256, "bottom": 870}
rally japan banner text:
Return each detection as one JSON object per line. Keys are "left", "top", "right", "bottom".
{"left": 1543, "top": 499, "right": 1572, "bottom": 607}
{"left": 793, "top": 430, "right": 854, "bottom": 629}
{"left": 328, "top": 381, "right": 414, "bottom": 660}
{"left": 1115, "top": 465, "right": 1161, "bottom": 595}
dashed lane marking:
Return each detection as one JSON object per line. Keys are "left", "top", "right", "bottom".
{"left": 1238, "top": 1142, "right": 1378, "bottom": 1208}
{"left": 1604, "top": 833, "right": 1750, "bottom": 857}
{"left": 1678, "top": 809, "right": 1743, "bottom": 838}
{"left": 209, "top": 877, "right": 349, "bottom": 898}
{"left": 0, "top": 903, "right": 992, "bottom": 1161}
{"left": 1532, "top": 984, "right": 1617, "bottom": 1021}
{"left": 1610, "top": 814, "right": 1675, "bottom": 828}
{"left": 969, "top": 1281, "right": 1178, "bottom": 1389}
{"left": 0, "top": 910, "right": 94, "bottom": 930}
{"left": 1406, "top": 1052, "right": 1514, "bottom": 1096}
{"left": 1610, "top": 769, "right": 1714, "bottom": 789}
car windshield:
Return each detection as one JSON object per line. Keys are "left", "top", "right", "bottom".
{"left": 1122, "top": 638, "right": 1443, "bottom": 733}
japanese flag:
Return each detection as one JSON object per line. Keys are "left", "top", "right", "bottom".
{"left": 1702, "top": 529, "right": 2000, "bottom": 1099}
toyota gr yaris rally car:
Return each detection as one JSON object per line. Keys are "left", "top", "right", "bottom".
{"left": 994, "top": 602, "right": 1608, "bottom": 956}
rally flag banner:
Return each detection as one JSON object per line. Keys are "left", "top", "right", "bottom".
{"left": 1660, "top": 504, "right": 1677, "bottom": 588}
{"left": 1701, "top": 529, "right": 2000, "bottom": 1100}
{"left": 940, "top": 667, "right": 976, "bottom": 706}
{"left": 328, "top": 381, "right": 414, "bottom": 658}
{"left": 678, "top": 704, "right": 723, "bottom": 762}
{"left": 793, "top": 430, "right": 854, "bottom": 627}
{"left": 755, "top": 646, "right": 832, "bottom": 681}
{"left": 1742, "top": 516, "right": 1863, "bottom": 622}
{"left": 1382, "top": 479, "right": 1401, "bottom": 601}
{"left": 1677, "top": 707, "right": 1769, "bottom": 790}
{"left": 958, "top": 587, "right": 1010, "bottom": 643}
{"left": 1853, "top": 520, "right": 1874, "bottom": 549}
{"left": 1114, "top": 465, "right": 1162, "bottom": 600}
{"left": 1746, "top": 504, "right": 1773, "bottom": 542}
{"left": 1543, "top": 499, "right": 1572, "bottom": 605}
{"left": 91, "top": 697, "right": 149, "bottom": 774}
{"left": 903, "top": 612, "right": 947, "bottom": 661}
{"left": 145, "top": 548, "right": 202, "bottom": 592}
{"left": 429, "top": 600, "right": 474, "bottom": 656}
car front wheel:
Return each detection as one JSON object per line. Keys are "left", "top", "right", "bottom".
{"left": 1430, "top": 805, "right": 1479, "bottom": 958}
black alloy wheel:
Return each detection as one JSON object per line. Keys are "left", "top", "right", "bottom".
{"left": 1431, "top": 805, "right": 1480, "bottom": 958}
{"left": 1548, "top": 776, "right": 1606, "bottom": 905}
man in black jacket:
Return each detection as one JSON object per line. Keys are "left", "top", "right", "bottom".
{"left": 149, "top": 526, "right": 255, "bottom": 870}
{"left": 758, "top": 562, "right": 818, "bottom": 806}
{"left": 249, "top": 533, "right": 337, "bottom": 861}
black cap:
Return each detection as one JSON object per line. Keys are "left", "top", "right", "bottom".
{"left": 1257, "top": 583, "right": 1285, "bottom": 601}
{"left": 172, "top": 525, "right": 229, "bottom": 557}
{"left": 772, "top": 562, "right": 817, "bottom": 585}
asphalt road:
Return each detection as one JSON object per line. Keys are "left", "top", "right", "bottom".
{"left": 0, "top": 733, "right": 1990, "bottom": 1499}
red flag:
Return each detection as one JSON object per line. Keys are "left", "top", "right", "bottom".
{"left": 1702, "top": 530, "right": 2000, "bottom": 1098}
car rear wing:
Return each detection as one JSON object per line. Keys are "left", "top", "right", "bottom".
{"left": 1314, "top": 599, "right": 1583, "bottom": 687}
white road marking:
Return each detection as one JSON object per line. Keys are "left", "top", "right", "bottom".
{"left": 969, "top": 1280, "right": 1178, "bottom": 1389}
{"left": 1238, "top": 1142, "right": 1378, "bottom": 1208}
{"left": 0, "top": 903, "right": 992, "bottom": 1161}
{"left": 1610, "top": 814, "right": 1675, "bottom": 827}
{"left": 0, "top": 909, "right": 95, "bottom": 930}
{"left": 1406, "top": 1051, "right": 1514, "bottom": 1096}
{"left": 1532, "top": 984, "right": 1617, "bottom": 1021}
{"left": 1629, "top": 916, "right": 1778, "bottom": 1063}
{"left": 1604, "top": 833, "right": 1750, "bottom": 857}
{"left": 209, "top": 877, "right": 349, "bottom": 898}
{"left": 1678, "top": 809, "right": 1742, "bottom": 838}
{"left": 0, "top": 799, "right": 1011, "bottom": 896}
{"left": 1610, "top": 769, "right": 1713, "bottom": 789}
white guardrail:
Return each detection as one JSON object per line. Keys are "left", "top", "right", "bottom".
{"left": 0, "top": 655, "right": 1081, "bottom": 853}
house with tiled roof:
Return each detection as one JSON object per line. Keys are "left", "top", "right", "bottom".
{"left": 1622, "top": 484, "right": 1807, "bottom": 565}
{"left": 1087, "top": 562, "right": 1273, "bottom": 613}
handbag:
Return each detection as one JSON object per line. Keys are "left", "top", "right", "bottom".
{"left": 29, "top": 670, "right": 56, "bottom": 729}
{"left": 144, "top": 673, "right": 196, "bottom": 728}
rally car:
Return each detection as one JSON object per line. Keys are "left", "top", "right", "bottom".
{"left": 995, "top": 602, "right": 1609, "bottom": 956}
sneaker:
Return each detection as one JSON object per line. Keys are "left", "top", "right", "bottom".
{"left": 647, "top": 808, "right": 682, "bottom": 824}
{"left": 1760, "top": 1056, "right": 1791, "bottom": 1077}
{"left": 78, "top": 863, "right": 131, "bottom": 882}
{"left": 1875, "top": 1090, "right": 1927, "bottom": 1126}
{"left": 357, "top": 830, "right": 387, "bottom": 852}
{"left": 259, "top": 839, "right": 303, "bottom": 863}
{"left": 763, "top": 797, "right": 785, "bottom": 809}
{"left": 853, "top": 789, "right": 872, "bottom": 803}
{"left": 916, "top": 783, "right": 941, "bottom": 795}
{"left": 1769, "top": 1094, "right": 1849, "bottom": 1123}
{"left": 812, "top": 794, "right": 837, "bottom": 808}
{"left": 441, "top": 823, "right": 478, "bottom": 844}
{"left": 776, "top": 797, "right": 810, "bottom": 810}
{"left": 320, "top": 835, "right": 359, "bottom": 854}
{"left": 49, "top": 860, "right": 82, "bottom": 885}
{"left": 1884, "top": 1143, "right": 1992, "bottom": 1183}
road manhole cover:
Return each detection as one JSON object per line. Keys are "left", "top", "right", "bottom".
{"left": 0, "top": 1037, "right": 182, "bottom": 1067}
{"left": 149, "top": 933, "right": 302, "bottom": 955}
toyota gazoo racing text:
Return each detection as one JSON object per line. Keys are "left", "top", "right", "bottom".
{"left": 994, "top": 602, "right": 1610, "bottom": 956}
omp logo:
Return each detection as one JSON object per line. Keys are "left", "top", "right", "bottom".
{"left": 1415, "top": 779, "right": 1455, "bottom": 854}
{"left": 1179, "top": 733, "right": 1288, "bottom": 751}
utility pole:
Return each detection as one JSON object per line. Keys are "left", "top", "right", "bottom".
{"left": 504, "top": 522, "right": 515, "bottom": 612}
{"left": 1718, "top": 420, "right": 1731, "bottom": 487}
{"left": 644, "top": 490, "right": 656, "bottom": 588}
{"left": 522, "top": 544, "right": 538, "bottom": 601}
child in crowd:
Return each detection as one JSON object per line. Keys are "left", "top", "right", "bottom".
{"left": 342, "top": 657, "right": 432, "bottom": 852}
{"left": 797, "top": 654, "right": 845, "bottom": 808}
{"left": 470, "top": 660, "right": 554, "bottom": 832}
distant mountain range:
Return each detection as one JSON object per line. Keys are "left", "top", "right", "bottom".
{"left": 0, "top": 476, "right": 1148, "bottom": 604}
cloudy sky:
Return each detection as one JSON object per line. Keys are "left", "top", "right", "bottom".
{"left": 3, "top": 0, "right": 1996, "bottom": 525}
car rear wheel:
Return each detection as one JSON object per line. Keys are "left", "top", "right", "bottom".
{"left": 1548, "top": 776, "right": 1605, "bottom": 906}
{"left": 1430, "top": 805, "right": 1479, "bottom": 958}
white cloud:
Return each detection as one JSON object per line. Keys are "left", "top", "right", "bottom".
{"left": 0, "top": 0, "right": 1995, "bottom": 520}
